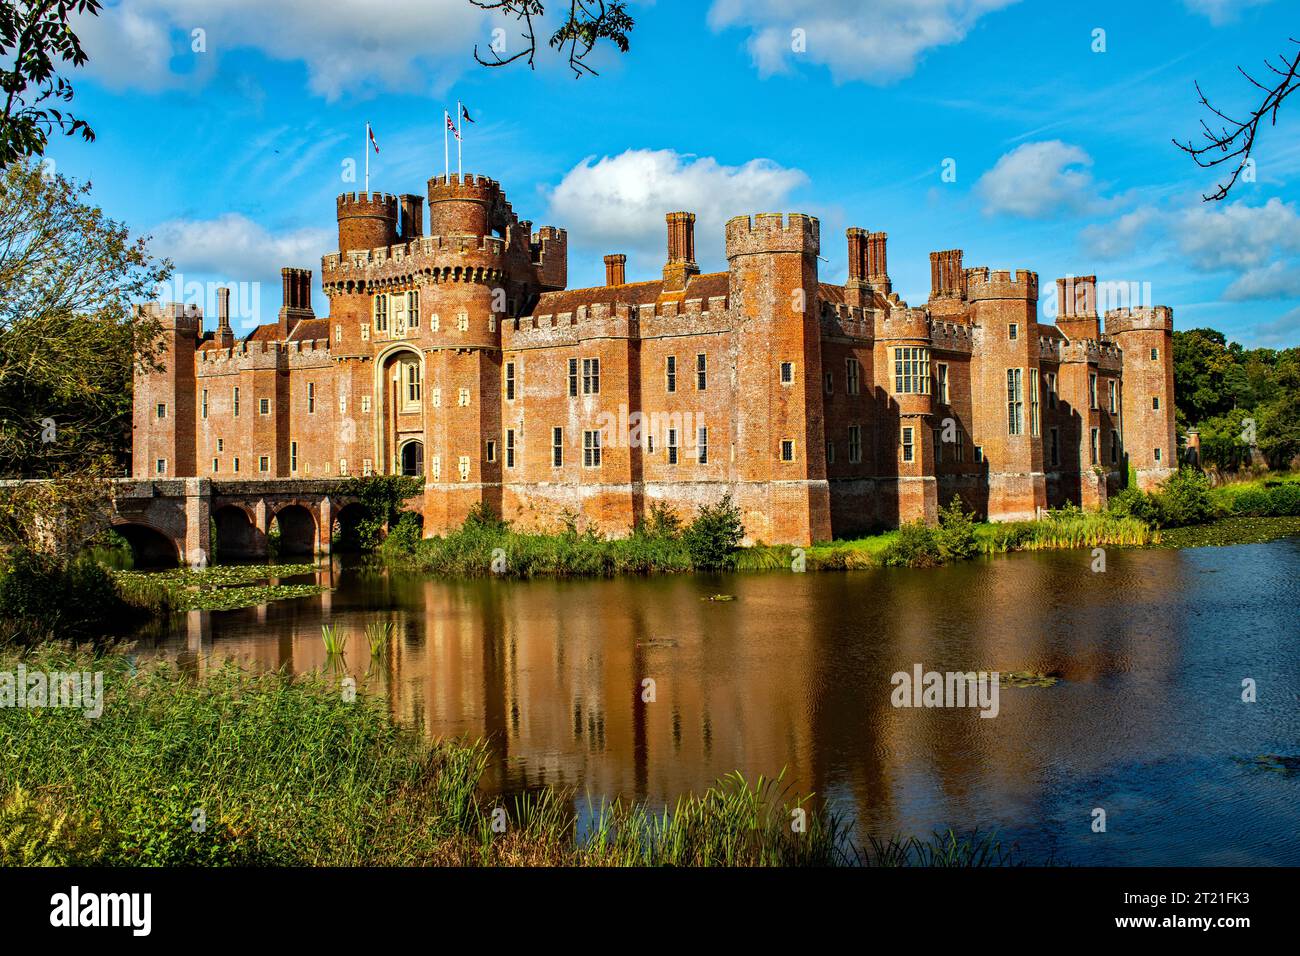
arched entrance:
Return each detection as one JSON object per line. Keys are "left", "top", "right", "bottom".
{"left": 111, "top": 522, "right": 179, "bottom": 569}
{"left": 400, "top": 439, "right": 424, "bottom": 477}
{"left": 272, "top": 504, "right": 317, "bottom": 556}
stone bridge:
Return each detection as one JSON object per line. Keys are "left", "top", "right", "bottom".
{"left": 110, "top": 479, "right": 365, "bottom": 566}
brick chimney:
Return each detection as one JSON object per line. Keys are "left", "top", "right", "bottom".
{"left": 215, "top": 286, "right": 234, "bottom": 348}
{"left": 604, "top": 253, "right": 627, "bottom": 287}
{"left": 662, "top": 211, "right": 700, "bottom": 292}
{"left": 1055, "top": 274, "right": 1100, "bottom": 341}
{"left": 399, "top": 194, "right": 424, "bottom": 241}
{"left": 929, "top": 249, "right": 966, "bottom": 300}
{"left": 278, "top": 267, "right": 315, "bottom": 338}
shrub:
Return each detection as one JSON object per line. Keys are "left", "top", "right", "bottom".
{"left": 880, "top": 521, "right": 941, "bottom": 568}
{"left": 935, "top": 497, "right": 979, "bottom": 562}
{"left": 1229, "top": 488, "right": 1272, "bottom": 516}
{"left": 1269, "top": 483, "right": 1300, "bottom": 516}
{"left": 683, "top": 493, "right": 744, "bottom": 571}
{"left": 1156, "top": 468, "right": 1217, "bottom": 527}
{"left": 1108, "top": 486, "right": 1164, "bottom": 525}
{"left": 0, "top": 548, "right": 134, "bottom": 644}
{"left": 381, "top": 511, "right": 424, "bottom": 555}
{"left": 639, "top": 501, "right": 682, "bottom": 539}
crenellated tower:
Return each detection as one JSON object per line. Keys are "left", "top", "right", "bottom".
{"left": 1107, "top": 306, "right": 1176, "bottom": 489}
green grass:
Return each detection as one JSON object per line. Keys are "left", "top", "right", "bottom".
{"left": 0, "top": 644, "right": 1026, "bottom": 867}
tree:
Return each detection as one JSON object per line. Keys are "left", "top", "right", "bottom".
{"left": 0, "top": 1, "right": 103, "bottom": 167}
{"left": 470, "top": 1, "right": 633, "bottom": 77}
{"left": 0, "top": 159, "right": 169, "bottom": 552}
{"left": 1174, "top": 36, "right": 1300, "bottom": 201}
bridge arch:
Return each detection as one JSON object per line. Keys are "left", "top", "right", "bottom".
{"left": 212, "top": 504, "right": 264, "bottom": 561}
{"left": 271, "top": 503, "right": 318, "bottom": 556}
{"left": 110, "top": 520, "right": 180, "bottom": 569}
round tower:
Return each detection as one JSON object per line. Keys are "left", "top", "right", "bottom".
{"left": 1106, "top": 306, "right": 1176, "bottom": 488}
{"left": 427, "top": 173, "right": 504, "bottom": 237}
{"left": 337, "top": 192, "right": 398, "bottom": 255}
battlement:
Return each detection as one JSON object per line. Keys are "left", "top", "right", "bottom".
{"left": 878, "top": 306, "right": 930, "bottom": 341}
{"left": 725, "top": 213, "right": 820, "bottom": 258}
{"left": 966, "top": 267, "right": 1039, "bottom": 302}
{"left": 427, "top": 172, "right": 501, "bottom": 197}
{"left": 337, "top": 191, "right": 398, "bottom": 214}
{"left": 138, "top": 301, "right": 203, "bottom": 323}
{"left": 928, "top": 317, "right": 975, "bottom": 353}
{"left": 1105, "top": 306, "right": 1174, "bottom": 334}
{"left": 196, "top": 337, "right": 331, "bottom": 369}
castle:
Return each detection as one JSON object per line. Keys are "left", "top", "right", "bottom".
{"left": 133, "top": 170, "right": 1177, "bottom": 546}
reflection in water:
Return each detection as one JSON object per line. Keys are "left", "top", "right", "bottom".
{"left": 150, "top": 538, "right": 1300, "bottom": 865}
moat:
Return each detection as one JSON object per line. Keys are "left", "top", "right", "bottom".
{"left": 140, "top": 537, "right": 1300, "bottom": 866}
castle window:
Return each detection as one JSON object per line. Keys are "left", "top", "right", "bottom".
{"left": 408, "top": 291, "right": 420, "bottom": 329}
{"left": 259, "top": 398, "right": 270, "bottom": 415}
{"left": 217, "top": 438, "right": 224, "bottom": 452}
{"left": 826, "top": 441, "right": 835, "bottom": 465}
{"left": 667, "top": 429, "right": 678, "bottom": 465}
{"left": 780, "top": 362, "right": 794, "bottom": 385}
{"left": 259, "top": 456, "right": 270, "bottom": 473}
{"left": 552, "top": 427, "right": 563, "bottom": 467}
{"left": 1007, "top": 368, "right": 1024, "bottom": 436}
{"left": 156, "top": 402, "right": 166, "bottom": 419}
{"left": 1111, "top": 429, "right": 1120, "bottom": 464}
{"left": 233, "top": 457, "right": 240, "bottom": 473}
{"left": 824, "top": 371, "right": 833, "bottom": 395}
{"left": 212, "top": 459, "right": 219, "bottom": 473}
{"left": 201, "top": 390, "right": 209, "bottom": 419}
{"left": 489, "top": 315, "right": 496, "bottom": 332}
{"left": 1150, "top": 347, "right": 1159, "bottom": 361}
{"left": 1089, "top": 373, "right": 1098, "bottom": 410}
{"left": 458, "top": 456, "right": 470, "bottom": 481}
{"left": 1155, "top": 447, "right": 1162, "bottom": 462}
{"left": 696, "top": 353, "right": 707, "bottom": 390}
{"left": 430, "top": 314, "right": 440, "bottom": 332}
{"left": 308, "top": 383, "right": 315, "bottom": 413}
{"left": 893, "top": 348, "right": 929, "bottom": 395}
{"left": 1045, "top": 372, "right": 1057, "bottom": 409}
{"left": 1152, "top": 396, "right": 1160, "bottom": 410}
{"left": 781, "top": 439, "right": 796, "bottom": 462}
{"left": 290, "top": 441, "right": 298, "bottom": 473}
{"left": 363, "top": 459, "right": 373, "bottom": 476}
{"left": 1090, "top": 428, "right": 1099, "bottom": 465}
{"left": 457, "top": 312, "right": 469, "bottom": 332}
{"left": 373, "top": 294, "right": 389, "bottom": 333}
{"left": 583, "top": 430, "right": 602, "bottom": 468}
{"left": 1109, "top": 380, "right": 1117, "bottom": 414}
{"left": 975, "top": 446, "right": 984, "bottom": 463}
{"left": 697, "top": 427, "right": 708, "bottom": 465}
{"left": 458, "top": 387, "right": 470, "bottom": 407}
{"left": 233, "top": 387, "right": 240, "bottom": 417}
{"left": 506, "top": 430, "right": 515, "bottom": 468}
{"left": 582, "top": 357, "right": 600, "bottom": 395}
{"left": 900, "top": 427, "right": 914, "bottom": 463}
{"left": 340, "top": 459, "right": 348, "bottom": 476}
{"left": 937, "top": 363, "right": 949, "bottom": 404}
{"left": 505, "top": 362, "right": 516, "bottom": 401}
{"left": 666, "top": 356, "right": 676, "bottom": 393}
{"left": 432, "top": 388, "right": 441, "bottom": 408}
{"left": 1030, "top": 373, "right": 1040, "bottom": 437}
{"left": 432, "top": 456, "right": 440, "bottom": 481}
{"left": 846, "top": 358, "right": 861, "bottom": 396}
{"left": 568, "top": 358, "right": 578, "bottom": 397}
{"left": 1009, "top": 322, "right": 1019, "bottom": 340}
{"left": 155, "top": 459, "right": 166, "bottom": 475}
{"left": 848, "top": 425, "right": 862, "bottom": 464}
{"left": 1050, "top": 428, "right": 1059, "bottom": 467}
{"left": 361, "top": 395, "right": 371, "bottom": 413}
{"left": 647, "top": 434, "right": 655, "bottom": 454}
{"left": 955, "top": 429, "right": 964, "bottom": 462}
{"left": 403, "top": 360, "right": 421, "bottom": 407}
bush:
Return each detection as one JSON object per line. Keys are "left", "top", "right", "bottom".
{"left": 1269, "top": 483, "right": 1300, "bottom": 516}
{"left": 683, "top": 493, "right": 744, "bottom": 571}
{"left": 0, "top": 548, "right": 134, "bottom": 644}
{"left": 1229, "top": 488, "right": 1272, "bottom": 516}
{"left": 1108, "top": 486, "right": 1164, "bottom": 526}
{"left": 1156, "top": 468, "right": 1217, "bottom": 527}
{"left": 381, "top": 511, "right": 424, "bottom": 555}
{"left": 935, "top": 497, "right": 979, "bottom": 562}
{"left": 879, "top": 521, "right": 942, "bottom": 568}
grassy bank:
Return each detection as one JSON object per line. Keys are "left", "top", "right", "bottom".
{"left": 0, "top": 644, "right": 1018, "bottom": 867}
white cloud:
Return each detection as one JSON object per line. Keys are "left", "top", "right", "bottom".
{"left": 707, "top": 0, "right": 1019, "bottom": 84}
{"left": 1250, "top": 306, "right": 1300, "bottom": 348}
{"left": 76, "top": 0, "right": 484, "bottom": 99}
{"left": 1080, "top": 207, "right": 1162, "bottom": 260}
{"left": 148, "top": 214, "right": 333, "bottom": 327}
{"left": 547, "top": 149, "right": 808, "bottom": 273}
{"left": 976, "top": 141, "right": 1097, "bottom": 218}
{"left": 1223, "top": 260, "right": 1300, "bottom": 300}
{"left": 1182, "top": 0, "right": 1274, "bottom": 25}
{"left": 1177, "top": 197, "right": 1300, "bottom": 270}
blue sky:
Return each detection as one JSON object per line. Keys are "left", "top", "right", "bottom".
{"left": 46, "top": 0, "right": 1300, "bottom": 347}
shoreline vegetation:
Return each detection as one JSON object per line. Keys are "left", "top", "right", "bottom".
{"left": 0, "top": 644, "right": 1022, "bottom": 867}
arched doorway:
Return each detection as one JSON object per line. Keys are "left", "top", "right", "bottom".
{"left": 400, "top": 439, "right": 424, "bottom": 477}
{"left": 111, "top": 522, "right": 179, "bottom": 569}
{"left": 272, "top": 505, "right": 317, "bottom": 556}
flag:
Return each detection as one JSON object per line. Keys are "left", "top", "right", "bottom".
{"left": 367, "top": 124, "right": 380, "bottom": 153}
{"left": 461, "top": 104, "right": 475, "bottom": 124}
{"left": 446, "top": 113, "right": 461, "bottom": 141}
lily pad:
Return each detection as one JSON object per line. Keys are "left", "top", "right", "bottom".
{"left": 999, "top": 671, "right": 1061, "bottom": 688}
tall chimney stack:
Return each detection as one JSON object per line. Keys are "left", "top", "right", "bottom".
{"left": 604, "top": 254, "right": 627, "bottom": 287}
{"left": 662, "top": 211, "right": 700, "bottom": 292}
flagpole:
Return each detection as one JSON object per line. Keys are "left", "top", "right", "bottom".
{"left": 443, "top": 111, "right": 449, "bottom": 180}
{"left": 457, "top": 100, "right": 463, "bottom": 178}
{"left": 364, "top": 123, "right": 370, "bottom": 192}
